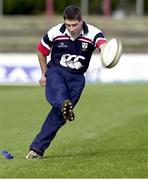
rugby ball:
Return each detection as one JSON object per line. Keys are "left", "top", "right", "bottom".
{"left": 101, "top": 38, "right": 122, "bottom": 68}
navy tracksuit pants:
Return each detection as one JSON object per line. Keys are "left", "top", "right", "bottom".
{"left": 30, "top": 66, "right": 85, "bottom": 155}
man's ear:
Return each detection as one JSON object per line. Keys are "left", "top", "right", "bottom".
{"left": 80, "top": 19, "right": 83, "bottom": 25}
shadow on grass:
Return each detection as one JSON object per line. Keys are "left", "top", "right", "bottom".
{"left": 44, "top": 148, "right": 148, "bottom": 159}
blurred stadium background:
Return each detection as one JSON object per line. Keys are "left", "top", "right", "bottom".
{"left": 1, "top": 1, "right": 148, "bottom": 178}
{"left": 0, "top": 0, "right": 148, "bottom": 53}
{"left": 0, "top": 0, "right": 148, "bottom": 85}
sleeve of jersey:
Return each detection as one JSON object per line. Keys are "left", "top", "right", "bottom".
{"left": 94, "top": 32, "right": 107, "bottom": 49}
{"left": 37, "top": 34, "right": 52, "bottom": 56}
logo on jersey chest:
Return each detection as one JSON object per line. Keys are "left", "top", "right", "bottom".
{"left": 81, "top": 42, "right": 88, "bottom": 51}
{"left": 58, "top": 42, "right": 68, "bottom": 48}
{"left": 60, "top": 54, "right": 85, "bottom": 69}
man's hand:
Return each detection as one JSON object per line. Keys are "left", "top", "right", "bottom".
{"left": 39, "top": 74, "right": 47, "bottom": 87}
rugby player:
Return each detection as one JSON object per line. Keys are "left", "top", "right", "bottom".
{"left": 26, "top": 5, "right": 106, "bottom": 159}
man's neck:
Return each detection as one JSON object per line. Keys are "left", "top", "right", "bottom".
{"left": 66, "top": 29, "right": 83, "bottom": 40}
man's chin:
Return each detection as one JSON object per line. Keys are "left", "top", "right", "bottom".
{"left": 71, "top": 34, "right": 78, "bottom": 38}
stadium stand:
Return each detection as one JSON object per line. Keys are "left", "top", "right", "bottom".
{"left": 0, "top": 15, "right": 148, "bottom": 53}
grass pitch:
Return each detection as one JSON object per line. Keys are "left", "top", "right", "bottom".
{"left": 0, "top": 84, "right": 148, "bottom": 178}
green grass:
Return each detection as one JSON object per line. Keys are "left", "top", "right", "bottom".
{"left": 1, "top": 84, "right": 148, "bottom": 178}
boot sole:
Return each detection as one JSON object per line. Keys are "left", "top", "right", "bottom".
{"left": 61, "top": 99, "right": 75, "bottom": 121}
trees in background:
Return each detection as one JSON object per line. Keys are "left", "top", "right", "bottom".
{"left": 3, "top": 0, "right": 45, "bottom": 15}
{"left": 2, "top": 0, "right": 148, "bottom": 16}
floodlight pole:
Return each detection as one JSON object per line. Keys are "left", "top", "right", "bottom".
{"left": 46, "top": 0, "right": 53, "bottom": 16}
{"left": 136, "top": 0, "right": 144, "bottom": 16}
{"left": 103, "top": 0, "right": 111, "bottom": 17}
{"left": 81, "top": 0, "right": 89, "bottom": 15}
{"left": 0, "top": 0, "right": 3, "bottom": 16}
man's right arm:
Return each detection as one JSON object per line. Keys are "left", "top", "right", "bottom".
{"left": 37, "top": 50, "right": 48, "bottom": 87}
{"left": 37, "top": 29, "right": 54, "bottom": 86}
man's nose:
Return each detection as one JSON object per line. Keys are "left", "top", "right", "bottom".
{"left": 69, "top": 26, "right": 74, "bottom": 31}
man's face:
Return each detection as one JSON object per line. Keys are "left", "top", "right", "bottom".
{"left": 64, "top": 19, "right": 83, "bottom": 38}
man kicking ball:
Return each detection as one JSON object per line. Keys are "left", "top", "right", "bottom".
{"left": 26, "top": 5, "right": 107, "bottom": 159}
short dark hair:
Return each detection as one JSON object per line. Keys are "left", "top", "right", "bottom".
{"left": 63, "top": 6, "right": 82, "bottom": 21}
